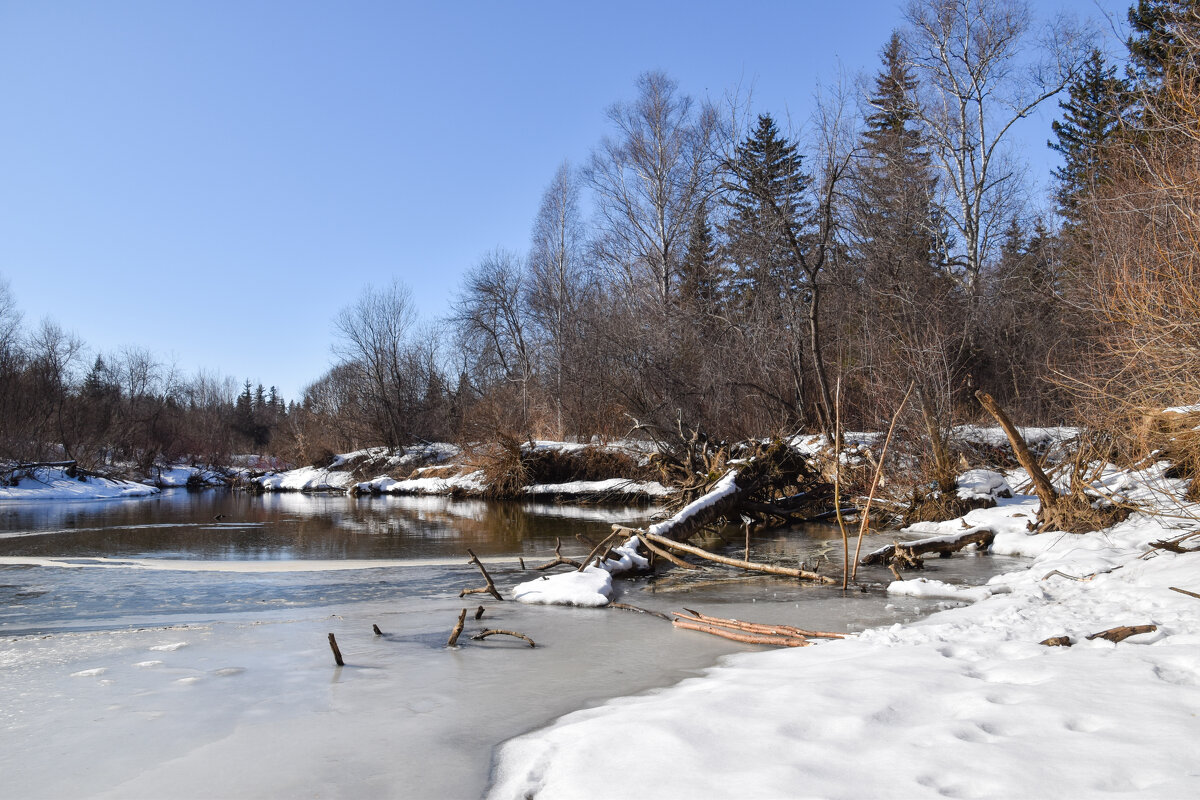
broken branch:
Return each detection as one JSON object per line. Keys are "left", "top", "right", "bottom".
{"left": 471, "top": 629, "right": 536, "bottom": 648}
{"left": 459, "top": 548, "right": 503, "bottom": 601}
{"left": 641, "top": 530, "right": 837, "bottom": 584}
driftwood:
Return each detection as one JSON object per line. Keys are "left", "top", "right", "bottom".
{"left": 474, "top": 605, "right": 487, "bottom": 620}
{"left": 860, "top": 528, "right": 996, "bottom": 568}
{"left": 679, "top": 608, "right": 848, "bottom": 639}
{"left": 1040, "top": 635, "right": 1072, "bottom": 647}
{"left": 447, "top": 608, "right": 468, "bottom": 647}
{"left": 1170, "top": 586, "right": 1200, "bottom": 601}
{"left": 672, "top": 617, "right": 810, "bottom": 647}
{"left": 641, "top": 530, "right": 838, "bottom": 585}
{"left": 1086, "top": 624, "right": 1157, "bottom": 643}
{"left": 328, "top": 632, "right": 345, "bottom": 666}
{"left": 471, "top": 629, "right": 536, "bottom": 647}
{"left": 372, "top": 624, "right": 384, "bottom": 636}
{"left": 534, "top": 537, "right": 584, "bottom": 571}
{"left": 610, "top": 602, "right": 673, "bottom": 621}
{"left": 459, "top": 549, "right": 503, "bottom": 601}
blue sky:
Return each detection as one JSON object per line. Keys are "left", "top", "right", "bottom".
{"left": 0, "top": 0, "right": 1129, "bottom": 401}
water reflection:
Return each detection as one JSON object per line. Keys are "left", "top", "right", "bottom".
{"left": 0, "top": 490, "right": 659, "bottom": 561}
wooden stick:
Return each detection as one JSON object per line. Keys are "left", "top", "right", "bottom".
{"left": 372, "top": 624, "right": 383, "bottom": 636}
{"left": 1085, "top": 624, "right": 1157, "bottom": 643}
{"left": 328, "top": 632, "right": 344, "bottom": 666}
{"left": 534, "top": 537, "right": 584, "bottom": 571}
{"left": 447, "top": 608, "right": 468, "bottom": 647}
{"left": 833, "top": 377, "right": 849, "bottom": 590}
{"left": 679, "top": 608, "right": 848, "bottom": 638}
{"left": 641, "top": 530, "right": 837, "bottom": 584}
{"left": 576, "top": 531, "right": 622, "bottom": 572}
{"left": 471, "top": 629, "right": 536, "bottom": 647}
{"left": 459, "top": 549, "right": 503, "bottom": 601}
{"left": 672, "top": 617, "right": 810, "bottom": 646}
{"left": 851, "top": 382, "right": 912, "bottom": 581}
{"left": 474, "top": 605, "right": 486, "bottom": 620}
{"left": 1170, "top": 586, "right": 1200, "bottom": 600}
{"left": 610, "top": 602, "right": 672, "bottom": 621}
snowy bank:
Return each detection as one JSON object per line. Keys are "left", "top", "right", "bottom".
{"left": 511, "top": 537, "right": 649, "bottom": 607}
{"left": 0, "top": 466, "right": 158, "bottom": 501}
{"left": 489, "top": 462, "right": 1200, "bottom": 799}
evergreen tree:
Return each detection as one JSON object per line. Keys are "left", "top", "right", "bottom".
{"left": 678, "top": 199, "right": 722, "bottom": 311}
{"left": 851, "top": 32, "right": 946, "bottom": 294}
{"left": 1128, "top": 0, "right": 1200, "bottom": 84}
{"left": 1049, "top": 48, "right": 1129, "bottom": 224}
{"left": 719, "top": 113, "right": 813, "bottom": 308}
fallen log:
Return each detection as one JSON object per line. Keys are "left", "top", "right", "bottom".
{"left": 1170, "top": 586, "right": 1200, "bottom": 601}
{"left": 1085, "top": 624, "right": 1157, "bottom": 643}
{"left": 641, "top": 530, "right": 837, "bottom": 585}
{"left": 672, "top": 617, "right": 810, "bottom": 646}
{"left": 679, "top": 608, "right": 848, "bottom": 639}
{"left": 860, "top": 528, "right": 995, "bottom": 567}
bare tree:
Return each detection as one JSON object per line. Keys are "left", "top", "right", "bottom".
{"left": 528, "top": 162, "right": 589, "bottom": 439}
{"left": 588, "top": 71, "right": 718, "bottom": 306}
{"left": 903, "top": 0, "right": 1088, "bottom": 308}
{"left": 453, "top": 250, "right": 537, "bottom": 435}
{"left": 333, "top": 279, "right": 419, "bottom": 449}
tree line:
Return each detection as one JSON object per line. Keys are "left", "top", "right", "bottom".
{"left": 3, "top": 0, "right": 1197, "bottom": 479}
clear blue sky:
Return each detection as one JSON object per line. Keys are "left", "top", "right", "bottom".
{"left": 0, "top": 0, "right": 1129, "bottom": 401}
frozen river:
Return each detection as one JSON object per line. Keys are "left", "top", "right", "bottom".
{"left": 0, "top": 491, "right": 1018, "bottom": 798}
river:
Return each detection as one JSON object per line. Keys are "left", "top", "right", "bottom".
{"left": 0, "top": 490, "right": 1019, "bottom": 799}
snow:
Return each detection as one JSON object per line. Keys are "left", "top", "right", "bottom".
{"left": 489, "top": 461, "right": 1200, "bottom": 799}
{"left": 0, "top": 466, "right": 159, "bottom": 501}
{"left": 1163, "top": 404, "right": 1200, "bottom": 414}
{"left": 956, "top": 468, "right": 1012, "bottom": 501}
{"left": 647, "top": 469, "right": 740, "bottom": 537}
{"left": 511, "top": 536, "right": 649, "bottom": 607}
{"left": 353, "top": 470, "right": 487, "bottom": 495}
{"left": 523, "top": 478, "right": 673, "bottom": 497}
{"left": 255, "top": 464, "right": 357, "bottom": 492}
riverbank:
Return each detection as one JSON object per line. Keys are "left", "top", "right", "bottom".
{"left": 487, "top": 458, "right": 1200, "bottom": 799}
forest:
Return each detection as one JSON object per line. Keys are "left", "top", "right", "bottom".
{"left": 1, "top": 0, "right": 1197, "bottom": 490}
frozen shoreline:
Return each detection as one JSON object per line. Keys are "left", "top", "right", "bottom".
{"left": 488, "top": 463, "right": 1200, "bottom": 799}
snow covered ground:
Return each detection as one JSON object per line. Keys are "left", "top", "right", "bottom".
{"left": 0, "top": 466, "right": 159, "bottom": 500}
{"left": 489, "top": 462, "right": 1200, "bottom": 799}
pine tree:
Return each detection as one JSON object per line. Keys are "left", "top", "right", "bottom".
{"left": 1049, "top": 48, "right": 1128, "bottom": 224}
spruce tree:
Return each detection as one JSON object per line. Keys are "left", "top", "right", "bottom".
{"left": 679, "top": 200, "right": 721, "bottom": 311}
{"left": 1128, "top": 0, "right": 1200, "bottom": 84}
{"left": 719, "top": 113, "right": 812, "bottom": 308}
{"left": 1049, "top": 49, "right": 1128, "bottom": 224}
{"left": 851, "top": 32, "right": 946, "bottom": 299}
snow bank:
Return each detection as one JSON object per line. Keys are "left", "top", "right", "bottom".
{"left": 489, "top": 461, "right": 1200, "bottom": 799}
{"left": 887, "top": 577, "right": 1006, "bottom": 603}
{"left": 0, "top": 467, "right": 158, "bottom": 501}
{"left": 511, "top": 536, "right": 649, "bottom": 607}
